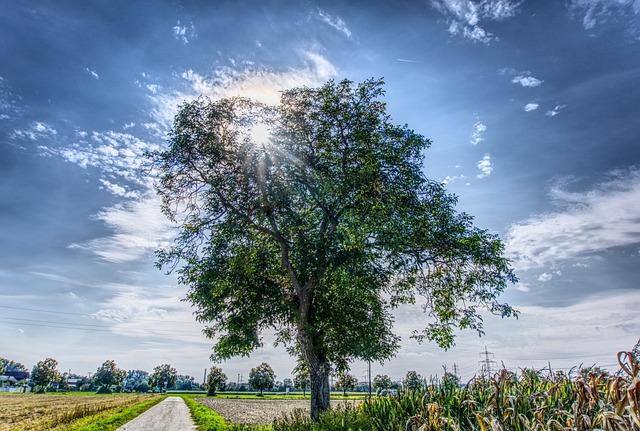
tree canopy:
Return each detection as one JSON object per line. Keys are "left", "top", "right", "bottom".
{"left": 150, "top": 78, "right": 517, "bottom": 418}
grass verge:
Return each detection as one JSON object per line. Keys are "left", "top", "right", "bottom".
{"left": 177, "top": 395, "right": 271, "bottom": 431}
{"left": 69, "top": 396, "right": 166, "bottom": 431}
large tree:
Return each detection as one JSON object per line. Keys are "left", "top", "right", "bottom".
{"left": 151, "top": 78, "right": 517, "bottom": 418}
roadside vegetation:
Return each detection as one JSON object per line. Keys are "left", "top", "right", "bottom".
{"left": 272, "top": 352, "right": 640, "bottom": 431}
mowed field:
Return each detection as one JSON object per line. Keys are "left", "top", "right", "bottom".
{"left": 196, "top": 397, "right": 362, "bottom": 426}
{"left": 0, "top": 393, "right": 158, "bottom": 431}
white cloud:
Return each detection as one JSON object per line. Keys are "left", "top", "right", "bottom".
{"left": 470, "top": 121, "right": 486, "bottom": 145}
{"left": 148, "top": 51, "right": 337, "bottom": 130}
{"left": 512, "top": 75, "right": 543, "bottom": 87}
{"left": 538, "top": 272, "right": 553, "bottom": 282}
{"left": 476, "top": 153, "right": 493, "bottom": 178}
{"left": 11, "top": 121, "right": 57, "bottom": 141}
{"left": 524, "top": 103, "right": 539, "bottom": 112}
{"left": 173, "top": 20, "right": 197, "bottom": 44}
{"left": 69, "top": 192, "right": 176, "bottom": 263}
{"left": 546, "top": 104, "right": 566, "bottom": 117}
{"left": 317, "top": 9, "right": 352, "bottom": 38}
{"left": 85, "top": 68, "right": 99, "bottom": 79}
{"left": 506, "top": 167, "right": 640, "bottom": 270}
{"left": 433, "top": 0, "right": 521, "bottom": 44}
{"left": 40, "top": 130, "right": 159, "bottom": 186}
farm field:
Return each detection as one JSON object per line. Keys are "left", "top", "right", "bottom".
{"left": 0, "top": 393, "right": 160, "bottom": 431}
{"left": 195, "top": 397, "right": 362, "bottom": 426}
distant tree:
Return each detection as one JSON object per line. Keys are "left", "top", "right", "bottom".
{"left": 282, "top": 378, "right": 293, "bottom": 391}
{"left": 249, "top": 363, "right": 275, "bottom": 396}
{"left": 175, "top": 374, "right": 198, "bottom": 391}
{"left": 31, "top": 358, "right": 61, "bottom": 393}
{"left": 373, "top": 374, "right": 393, "bottom": 391}
{"left": 151, "top": 78, "right": 517, "bottom": 418}
{"left": 149, "top": 364, "right": 178, "bottom": 391}
{"left": 94, "top": 360, "right": 126, "bottom": 393}
{"left": 206, "top": 366, "right": 227, "bottom": 396}
{"left": 123, "top": 370, "right": 149, "bottom": 392}
{"left": 1, "top": 357, "right": 27, "bottom": 374}
{"left": 441, "top": 371, "right": 460, "bottom": 388}
{"left": 334, "top": 372, "right": 358, "bottom": 396}
{"left": 403, "top": 370, "right": 424, "bottom": 391}
{"left": 293, "top": 368, "right": 311, "bottom": 397}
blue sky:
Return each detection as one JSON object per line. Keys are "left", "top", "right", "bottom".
{"left": 1, "top": 0, "right": 639, "bottom": 384}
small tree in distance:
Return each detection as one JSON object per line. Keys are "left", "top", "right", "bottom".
{"left": 293, "top": 367, "right": 311, "bottom": 397}
{"left": 373, "top": 374, "right": 393, "bottom": 392}
{"left": 31, "top": 358, "right": 60, "bottom": 393}
{"left": 149, "top": 363, "right": 178, "bottom": 391}
{"left": 403, "top": 370, "right": 424, "bottom": 392}
{"left": 249, "top": 363, "right": 275, "bottom": 396}
{"left": 335, "top": 372, "right": 358, "bottom": 396}
{"left": 94, "top": 360, "right": 126, "bottom": 393}
{"left": 206, "top": 366, "right": 227, "bottom": 396}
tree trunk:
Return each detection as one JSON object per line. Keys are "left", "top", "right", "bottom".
{"left": 298, "top": 324, "right": 330, "bottom": 419}
{"left": 308, "top": 359, "right": 330, "bottom": 420}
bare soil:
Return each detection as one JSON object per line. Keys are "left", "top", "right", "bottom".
{"left": 195, "top": 397, "right": 361, "bottom": 426}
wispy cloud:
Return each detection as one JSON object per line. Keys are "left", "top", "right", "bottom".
{"left": 569, "top": 0, "right": 640, "bottom": 33}
{"left": 546, "top": 104, "right": 566, "bottom": 117}
{"left": 506, "top": 167, "right": 640, "bottom": 270}
{"left": 85, "top": 67, "right": 99, "bottom": 79}
{"left": 11, "top": 121, "right": 57, "bottom": 141}
{"left": 173, "top": 20, "right": 197, "bottom": 44}
{"left": 433, "top": 0, "right": 521, "bottom": 44}
{"left": 476, "top": 153, "right": 493, "bottom": 178}
{"left": 39, "top": 130, "right": 159, "bottom": 190}
{"left": 524, "top": 103, "right": 539, "bottom": 112}
{"left": 470, "top": 121, "right": 487, "bottom": 145}
{"left": 69, "top": 192, "right": 176, "bottom": 263}
{"left": 317, "top": 9, "right": 352, "bottom": 38}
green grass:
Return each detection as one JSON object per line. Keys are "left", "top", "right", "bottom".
{"left": 212, "top": 392, "right": 368, "bottom": 400}
{"left": 68, "top": 395, "right": 166, "bottom": 431}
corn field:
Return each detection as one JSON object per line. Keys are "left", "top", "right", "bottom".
{"left": 358, "top": 350, "right": 640, "bottom": 431}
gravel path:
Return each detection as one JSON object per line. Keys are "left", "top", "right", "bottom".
{"left": 116, "top": 397, "right": 196, "bottom": 431}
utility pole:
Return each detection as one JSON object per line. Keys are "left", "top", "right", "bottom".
{"left": 452, "top": 364, "right": 459, "bottom": 379}
{"left": 368, "top": 360, "right": 372, "bottom": 398}
{"left": 479, "top": 346, "right": 497, "bottom": 377}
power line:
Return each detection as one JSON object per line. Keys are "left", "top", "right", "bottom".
{"left": 0, "top": 316, "right": 206, "bottom": 336}
{"left": 0, "top": 304, "right": 201, "bottom": 324}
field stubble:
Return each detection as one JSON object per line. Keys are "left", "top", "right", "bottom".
{"left": 0, "top": 393, "right": 156, "bottom": 431}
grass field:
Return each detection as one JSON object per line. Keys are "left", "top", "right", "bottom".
{"left": 0, "top": 393, "right": 163, "bottom": 431}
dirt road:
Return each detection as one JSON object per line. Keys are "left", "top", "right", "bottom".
{"left": 116, "top": 397, "right": 196, "bottom": 431}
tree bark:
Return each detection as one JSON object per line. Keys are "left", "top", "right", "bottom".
{"left": 308, "top": 357, "right": 330, "bottom": 420}
{"left": 298, "top": 322, "right": 330, "bottom": 419}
